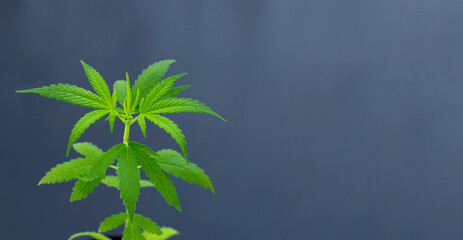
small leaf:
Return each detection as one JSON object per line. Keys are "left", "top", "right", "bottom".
{"left": 102, "top": 175, "right": 155, "bottom": 189}
{"left": 156, "top": 149, "right": 214, "bottom": 193}
{"left": 161, "top": 85, "right": 191, "bottom": 100}
{"left": 99, "top": 213, "right": 128, "bottom": 232}
{"left": 39, "top": 158, "right": 94, "bottom": 185}
{"left": 137, "top": 115, "right": 147, "bottom": 138}
{"left": 67, "top": 109, "right": 110, "bottom": 156}
{"left": 132, "top": 60, "right": 176, "bottom": 107}
{"left": 129, "top": 142, "right": 181, "bottom": 211}
{"left": 81, "top": 60, "right": 112, "bottom": 106}
{"left": 16, "top": 83, "right": 108, "bottom": 109}
{"left": 68, "top": 231, "right": 111, "bottom": 240}
{"left": 70, "top": 177, "right": 101, "bottom": 202}
{"left": 106, "top": 111, "right": 117, "bottom": 133}
{"left": 148, "top": 98, "right": 226, "bottom": 121}
{"left": 144, "top": 114, "right": 188, "bottom": 163}
{"left": 72, "top": 142, "right": 104, "bottom": 159}
{"left": 134, "top": 214, "right": 162, "bottom": 235}
{"left": 84, "top": 144, "right": 125, "bottom": 181}
{"left": 122, "top": 221, "right": 145, "bottom": 240}
{"left": 114, "top": 80, "right": 128, "bottom": 106}
{"left": 141, "top": 73, "right": 187, "bottom": 113}
{"left": 143, "top": 227, "right": 179, "bottom": 240}
{"left": 117, "top": 145, "right": 141, "bottom": 222}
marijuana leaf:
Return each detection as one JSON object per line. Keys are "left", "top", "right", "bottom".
{"left": 84, "top": 144, "right": 125, "bottom": 181}
{"left": 143, "top": 114, "right": 188, "bottom": 163}
{"left": 129, "top": 142, "right": 181, "bottom": 211}
{"left": 143, "top": 227, "right": 179, "bottom": 240}
{"left": 99, "top": 212, "right": 128, "bottom": 232}
{"left": 67, "top": 109, "right": 111, "bottom": 156}
{"left": 68, "top": 232, "right": 110, "bottom": 240}
{"left": 117, "top": 145, "right": 141, "bottom": 222}
{"left": 155, "top": 149, "right": 214, "bottom": 193}
{"left": 132, "top": 60, "right": 176, "bottom": 107}
{"left": 16, "top": 83, "right": 108, "bottom": 109}
{"left": 134, "top": 214, "right": 162, "bottom": 235}
{"left": 73, "top": 142, "right": 104, "bottom": 159}
{"left": 80, "top": 60, "right": 112, "bottom": 106}
{"left": 161, "top": 85, "right": 191, "bottom": 100}
{"left": 102, "top": 175, "right": 155, "bottom": 188}
{"left": 39, "top": 158, "right": 94, "bottom": 185}
{"left": 113, "top": 80, "right": 128, "bottom": 106}
{"left": 146, "top": 98, "right": 226, "bottom": 121}
{"left": 123, "top": 221, "right": 145, "bottom": 240}
{"left": 137, "top": 114, "right": 147, "bottom": 138}
{"left": 70, "top": 177, "right": 101, "bottom": 202}
{"left": 140, "top": 73, "right": 187, "bottom": 113}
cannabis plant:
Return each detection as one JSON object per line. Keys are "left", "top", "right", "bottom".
{"left": 17, "top": 60, "right": 225, "bottom": 240}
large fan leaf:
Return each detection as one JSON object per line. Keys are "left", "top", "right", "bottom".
{"left": 67, "top": 109, "right": 110, "bottom": 156}
{"left": 81, "top": 60, "right": 112, "bottom": 106}
{"left": 129, "top": 142, "right": 181, "bottom": 211}
{"left": 155, "top": 149, "right": 214, "bottom": 193}
{"left": 143, "top": 114, "right": 188, "bottom": 163}
{"left": 117, "top": 145, "right": 141, "bottom": 222}
{"left": 147, "top": 98, "right": 226, "bottom": 121}
{"left": 132, "top": 60, "right": 175, "bottom": 106}
{"left": 16, "top": 83, "right": 108, "bottom": 109}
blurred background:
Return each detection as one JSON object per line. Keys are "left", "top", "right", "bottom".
{"left": 2, "top": 0, "right": 463, "bottom": 239}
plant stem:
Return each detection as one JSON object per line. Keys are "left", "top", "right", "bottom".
{"left": 123, "top": 122, "right": 130, "bottom": 145}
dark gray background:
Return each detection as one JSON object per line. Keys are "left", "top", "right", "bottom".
{"left": 2, "top": 0, "right": 463, "bottom": 239}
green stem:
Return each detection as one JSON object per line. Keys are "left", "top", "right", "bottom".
{"left": 123, "top": 122, "right": 130, "bottom": 145}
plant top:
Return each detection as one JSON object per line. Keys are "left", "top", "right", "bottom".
{"left": 17, "top": 60, "right": 225, "bottom": 240}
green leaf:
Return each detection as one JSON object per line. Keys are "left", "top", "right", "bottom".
{"left": 99, "top": 213, "right": 128, "bottom": 232}
{"left": 122, "top": 221, "right": 145, "bottom": 240}
{"left": 16, "top": 83, "right": 108, "bottom": 109}
{"left": 72, "top": 142, "right": 104, "bottom": 159}
{"left": 132, "top": 60, "right": 176, "bottom": 106}
{"left": 140, "top": 73, "right": 187, "bottom": 113}
{"left": 156, "top": 149, "right": 214, "bottom": 193}
{"left": 129, "top": 142, "right": 181, "bottom": 211}
{"left": 106, "top": 111, "right": 117, "bottom": 133}
{"left": 102, "top": 175, "right": 155, "bottom": 189}
{"left": 114, "top": 80, "right": 128, "bottom": 106}
{"left": 161, "top": 85, "right": 191, "bottom": 100}
{"left": 148, "top": 98, "right": 226, "bottom": 121}
{"left": 67, "top": 109, "right": 110, "bottom": 156}
{"left": 69, "top": 231, "right": 111, "bottom": 240}
{"left": 144, "top": 114, "right": 188, "bottom": 164}
{"left": 143, "top": 227, "right": 179, "bottom": 240}
{"left": 70, "top": 177, "right": 101, "bottom": 202}
{"left": 117, "top": 145, "right": 141, "bottom": 222}
{"left": 84, "top": 144, "right": 125, "bottom": 181}
{"left": 81, "top": 60, "right": 112, "bottom": 106}
{"left": 134, "top": 214, "right": 162, "bottom": 235}
{"left": 137, "top": 115, "right": 147, "bottom": 138}
{"left": 39, "top": 158, "right": 94, "bottom": 185}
